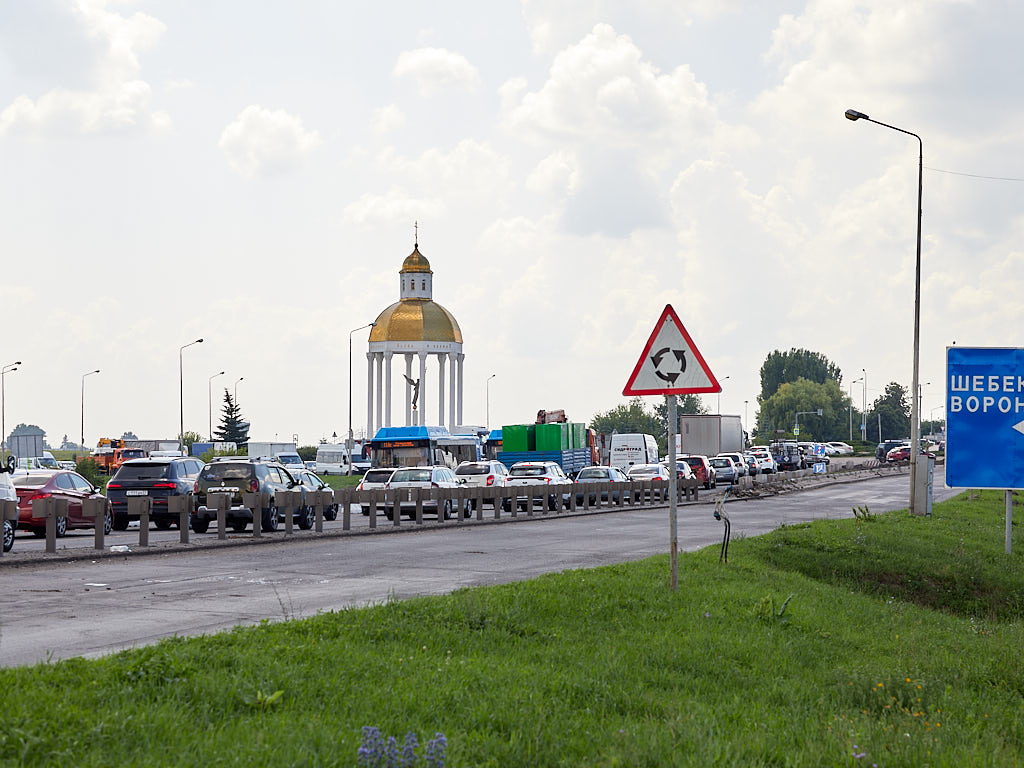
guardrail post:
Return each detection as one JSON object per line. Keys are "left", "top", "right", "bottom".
{"left": 128, "top": 497, "right": 152, "bottom": 546}
{"left": 477, "top": 487, "right": 487, "bottom": 520}
{"left": 554, "top": 483, "right": 565, "bottom": 513}
{"left": 31, "top": 497, "right": 56, "bottom": 554}
{"left": 494, "top": 488, "right": 503, "bottom": 519}
{"left": 413, "top": 487, "right": 423, "bottom": 524}
{"left": 341, "top": 489, "right": 351, "bottom": 531}
{"left": 278, "top": 491, "right": 295, "bottom": 535}
{"left": 82, "top": 498, "right": 106, "bottom": 550}
{"left": 211, "top": 494, "right": 227, "bottom": 539}
{"left": 314, "top": 490, "right": 326, "bottom": 533}
{"left": 582, "top": 484, "right": 590, "bottom": 510}
{"left": 168, "top": 495, "right": 190, "bottom": 544}
{"left": 0, "top": 500, "right": 18, "bottom": 557}
{"left": 242, "top": 492, "right": 261, "bottom": 538}
{"left": 368, "top": 489, "right": 380, "bottom": 529}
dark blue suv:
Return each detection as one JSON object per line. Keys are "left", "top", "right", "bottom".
{"left": 106, "top": 457, "right": 205, "bottom": 530}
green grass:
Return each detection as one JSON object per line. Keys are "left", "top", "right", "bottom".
{"left": 322, "top": 474, "right": 362, "bottom": 490}
{"left": 2, "top": 491, "right": 1023, "bottom": 766}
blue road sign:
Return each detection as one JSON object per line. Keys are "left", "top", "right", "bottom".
{"left": 946, "top": 347, "right": 1024, "bottom": 488}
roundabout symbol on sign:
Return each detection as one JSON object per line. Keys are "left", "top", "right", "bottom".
{"left": 650, "top": 347, "right": 687, "bottom": 384}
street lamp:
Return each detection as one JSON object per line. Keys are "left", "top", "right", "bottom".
{"left": 1, "top": 361, "right": 21, "bottom": 462}
{"left": 208, "top": 370, "right": 226, "bottom": 440}
{"left": 846, "top": 107, "right": 924, "bottom": 515}
{"left": 81, "top": 369, "right": 100, "bottom": 453}
{"left": 486, "top": 374, "right": 496, "bottom": 430}
{"left": 849, "top": 377, "right": 862, "bottom": 441}
{"left": 179, "top": 338, "right": 203, "bottom": 449}
{"left": 348, "top": 322, "right": 376, "bottom": 475}
{"left": 717, "top": 375, "right": 730, "bottom": 414}
{"left": 861, "top": 368, "right": 868, "bottom": 443}
{"left": 234, "top": 377, "right": 243, "bottom": 404}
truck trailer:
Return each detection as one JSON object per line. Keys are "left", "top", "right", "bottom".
{"left": 677, "top": 415, "right": 743, "bottom": 457}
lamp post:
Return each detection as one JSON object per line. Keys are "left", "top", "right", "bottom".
{"left": 81, "top": 369, "right": 100, "bottom": 453}
{"left": 861, "top": 368, "right": 868, "bottom": 443}
{"left": 717, "top": 375, "right": 730, "bottom": 414}
{"left": 233, "top": 377, "right": 243, "bottom": 404}
{"left": 849, "top": 377, "right": 862, "bottom": 441}
{"left": 179, "top": 338, "right": 203, "bottom": 449}
{"left": 485, "top": 374, "right": 496, "bottom": 429}
{"left": 348, "top": 322, "right": 376, "bottom": 475}
{"left": 1, "top": 361, "right": 21, "bottom": 462}
{"left": 744, "top": 399, "right": 749, "bottom": 441}
{"left": 846, "top": 107, "right": 924, "bottom": 515}
{"left": 208, "top": 371, "right": 225, "bottom": 440}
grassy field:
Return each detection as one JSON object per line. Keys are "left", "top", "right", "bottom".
{"left": 1, "top": 490, "right": 1022, "bottom": 766}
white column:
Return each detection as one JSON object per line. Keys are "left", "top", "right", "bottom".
{"left": 418, "top": 352, "right": 428, "bottom": 426}
{"left": 448, "top": 351, "right": 457, "bottom": 429}
{"left": 404, "top": 354, "right": 413, "bottom": 426}
{"left": 437, "top": 353, "right": 447, "bottom": 427}
{"left": 384, "top": 353, "right": 393, "bottom": 427}
{"left": 366, "top": 352, "right": 374, "bottom": 439}
{"left": 375, "top": 353, "right": 383, "bottom": 433}
{"left": 457, "top": 352, "right": 465, "bottom": 426}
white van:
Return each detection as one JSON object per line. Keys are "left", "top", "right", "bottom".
{"left": 609, "top": 433, "right": 659, "bottom": 470}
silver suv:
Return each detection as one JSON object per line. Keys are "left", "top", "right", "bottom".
{"left": 454, "top": 460, "right": 509, "bottom": 509}
{"left": 384, "top": 465, "right": 469, "bottom": 520}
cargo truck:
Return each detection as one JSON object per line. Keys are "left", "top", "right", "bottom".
{"left": 677, "top": 415, "right": 743, "bottom": 457}
{"left": 496, "top": 420, "right": 593, "bottom": 474}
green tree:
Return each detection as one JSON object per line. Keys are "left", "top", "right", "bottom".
{"left": 214, "top": 390, "right": 249, "bottom": 445}
{"left": 758, "top": 349, "right": 842, "bottom": 403}
{"left": 868, "top": 382, "right": 910, "bottom": 442}
{"left": 591, "top": 398, "right": 667, "bottom": 454}
{"left": 756, "top": 377, "right": 852, "bottom": 441}
{"left": 180, "top": 431, "right": 203, "bottom": 452}
{"left": 297, "top": 445, "right": 317, "bottom": 462}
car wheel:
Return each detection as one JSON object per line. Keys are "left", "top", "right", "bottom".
{"left": 361, "top": 506, "right": 370, "bottom": 517}
{"left": 154, "top": 518, "right": 173, "bottom": 530}
{"left": 55, "top": 516, "right": 68, "bottom": 538}
{"left": 442, "top": 499, "right": 453, "bottom": 520}
{"left": 261, "top": 505, "right": 279, "bottom": 532}
{"left": 501, "top": 499, "right": 512, "bottom": 512}
{"left": 325, "top": 506, "right": 338, "bottom": 522}
{"left": 191, "top": 516, "right": 210, "bottom": 534}
{"left": 384, "top": 507, "right": 394, "bottom": 521}
{"left": 2, "top": 519, "right": 12, "bottom": 553}
{"left": 112, "top": 511, "right": 130, "bottom": 531}
{"left": 231, "top": 520, "right": 249, "bottom": 532}
{"left": 297, "top": 506, "right": 315, "bottom": 530}
{"left": 103, "top": 510, "right": 113, "bottom": 535}
{"left": 463, "top": 501, "right": 472, "bottom": 518}
{"left": 547, "top": 495, "right": 558, "bottom": 511}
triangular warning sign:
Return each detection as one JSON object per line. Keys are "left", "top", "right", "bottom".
{"left": 623, "top": 305, "right": 721, "bottom": 396}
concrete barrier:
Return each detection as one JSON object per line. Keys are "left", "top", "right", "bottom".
{"left": 127, "top": 496, "right": 153, "bottom": 546}
{"left": 81, "top": 497, "right": 107, "bottom": 550}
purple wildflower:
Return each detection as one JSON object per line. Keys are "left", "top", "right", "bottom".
{"left": 400, "top": 732, "right": 419, "bottom": 768}
{"left": 425, "top": 732, "right": 448, "bottom": 768}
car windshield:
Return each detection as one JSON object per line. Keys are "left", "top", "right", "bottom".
{"left": 455, "top": 464, "right": 488, "bottom": 475}
{"left": 577, "top": 469, "right": 606, "bottom": 479}
{"left": 200, "top": 464, "right": 253, "bottom": 481}
{"left": 115, "top": 463, "right": 171, "bottom": 480}
{"left": 709, "top": 458, "right": 731, "bottom": 468}
{"left": 390, "top": 468, "right": 432, "bottom": 483}
{"left": 628, "top": 467, "right": 659, "bottom": 476}
{"left": 510, "top": 466, "right": 548, "bottom": 477}
{"left": 13, "top": 475, "right": 49, "bottom": 487}
{"left": 362, "top": 470, "right": 393, "bottom": 484}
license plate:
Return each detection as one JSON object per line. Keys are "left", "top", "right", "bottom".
{"left": 209, "top": 487, "right": 237, "bottom": 493}
{"left": 125, "top": 490, "right": 148, "bottom": 496}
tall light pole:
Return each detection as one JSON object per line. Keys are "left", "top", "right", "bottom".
{"left": 179, "top": 338, "right": 203, "bottom": 448}
{"left": 234, "top": 377, "right": 243, "bottom": 404}
{"left": 208, "top": 370, "right": 225, "bottom": 440}
{"left": 486, "top": 374, "right": 496, "bottom": 430}
{"left": 1, "top": 361, "right": 21, "bottom": 462}
{"left": 846, "top": 107, "right": 924, "bottom": 514}
{"left": 348, "top": 322, "right": 376, "bottom": 475}
{"left": 849, "top": 377, "right": 862, "bottom": 441}
{"left": 717, "top": 375, "right": 730, "bottom": 414}
{"left": 81, "top": 369, "right": 100, "bottom": 453}
{"left": 744, "top": 399, "right": 749, "bottom": 442}
{"left": 861, "top": 368, "right": 868, "bottom": 443}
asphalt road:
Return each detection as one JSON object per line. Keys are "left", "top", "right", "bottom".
{"left": 0, "top": 468, "right": 959, "bottom": 668}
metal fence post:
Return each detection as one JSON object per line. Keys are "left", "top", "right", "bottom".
{"left": 314, "top": 490, "right": 326, "bottom": 533}
{"left": 169, "top": 494, "right": 191, "bottom": 544}
{"left": 128, "top": 497, "right": 152, "bottom": 546}
{"left": 414, "top": 487, "right": 423, "bottom": 525}
{"left": 31, "top": 497, "right": 56, "bottom": 554}
{"left": 341, "top": 489, "right": 351, "bottom": 531}
{"left": 242, "top": 492, "right": 261, "bottom": 538}
{"left": 369, "top": 489, "right": 380, "bottom": 529}
{"left": 82, "top": 497, "right": 106, "bottom": 550}
{"left": 279, "top": 491, "right": 295, "bottom": 535}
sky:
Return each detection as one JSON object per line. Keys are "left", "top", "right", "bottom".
{"left": 1, "top": 0, "right": 1022, "bottom": 450}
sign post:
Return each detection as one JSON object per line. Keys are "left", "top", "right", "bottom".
{"left": 624, "top": 304, "right": 720, "bottom": 589}
{"left": 946, "top": 346, "right": 1024, "bottom": 553}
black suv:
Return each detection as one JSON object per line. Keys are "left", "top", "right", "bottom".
{"left": 106, "top": 457, "right": 205, "bottom": 530}
{"left": 191, "top": 458, "right": 306, "bottom": 533}
{"left": 875, "top": 439, "right": 907, "bottom": 461}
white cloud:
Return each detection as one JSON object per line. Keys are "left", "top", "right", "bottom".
{"left": 0, "top": 0, "right": 167, "bottom": 135}
{"left": 393, "top": 47, "right": 482, "bottom": 96}
{"left": 371, "top": 104, "right": 406, "bottom": 133}
{"left": 218, "top": 106, "right": 321, "bottom": 179}
{"left": 341, "top": 189, "right": 444, "bottom": 228}
{"left": 526, "top": 150, "right": 579, "bottom": 196}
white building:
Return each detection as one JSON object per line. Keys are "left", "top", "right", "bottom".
{"left": 366, "top": 242, "right": 464, "bottom": 434}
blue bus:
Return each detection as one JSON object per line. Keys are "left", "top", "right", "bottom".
{"left": 370, "top": 426, "right": 480, "bottom": 469}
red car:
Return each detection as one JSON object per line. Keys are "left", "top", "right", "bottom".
{"left": 678, "top": 455, "right": 717, "bottom": 489}
{"left": 886, "top": 445, "right": 911, "bottom": 462}
{"left": 13, "top": 470, "right": 112, "bottom": 537}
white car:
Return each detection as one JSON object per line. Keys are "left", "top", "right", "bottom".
{"left": 749, "top": 447, "right": 777, "bottom": 474}
{"left": 454, "top": 460, "right": 509, "bottom": 509}
{"left": 384, "top": 465, "right": 470, "bottom": 520}
{"left": 355, "top": 467, "right": 395, "bottom": 515}
{"left": 505, "top": 461, "right": 570, "bottom": 511}
{"left": 717, "top": 452, "right": 748, "bottom": 479}
{"left": 1, "top": 457, "right": 16, "bottom": 553}
{"left": 291, "top": 469, "right": 338, "bottom": 521}
{"left": 827, "top": 441, "right": 855, "bottom": 455}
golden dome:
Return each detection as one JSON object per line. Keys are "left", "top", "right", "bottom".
{"left": 401, "top": 246, "right": 432, "bottom": 273}
{"left": 369, "top": 299, "right": 463, "bottom": 343}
